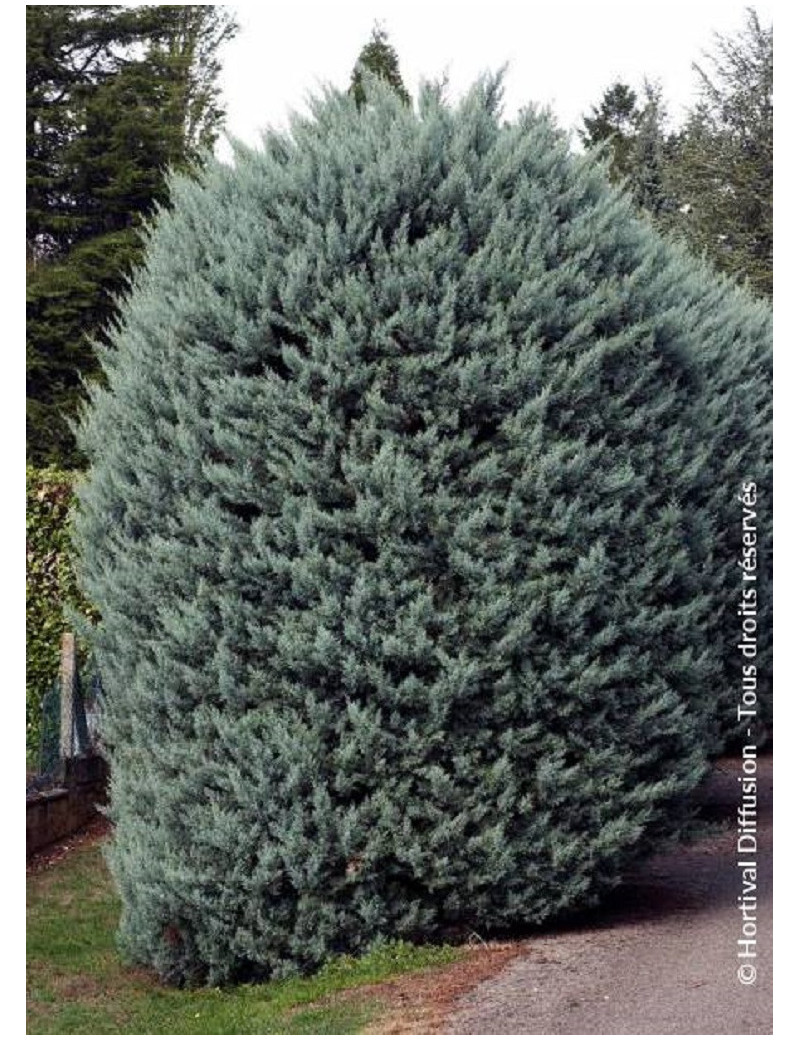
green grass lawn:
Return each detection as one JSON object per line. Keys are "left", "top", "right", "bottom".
{"left": 27, "top": 840, "right": 460, "bottom": 1034}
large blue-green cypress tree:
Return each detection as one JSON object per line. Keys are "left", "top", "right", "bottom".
{"left": 74, "top": 74, "right": 770, "bottom": 985}
{"left": 671, "top": 244, "right": 772, "bottom": 745}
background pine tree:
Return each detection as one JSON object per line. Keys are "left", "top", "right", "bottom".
{"left": 664, "top": 8, "right": 772, "bottom": 297}
{"left": 580, "top": 9, "right": 772, "bottom": 299}
{"left": 26, "top": 5, "right": 238, "bottom": 467}
{"left": 579, "top": 81, "right": 640, "bottom": 183}
{"left": 74, "top": 74, "right": 771, "bottom": 986}
{"left": 349, "top": 24, "right": 410, "bottom": 108}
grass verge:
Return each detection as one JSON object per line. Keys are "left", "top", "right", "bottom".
{"left": 27, "top": 839, "right": 460, "bottom": 1034}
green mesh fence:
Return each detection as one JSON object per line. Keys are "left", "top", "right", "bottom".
{"left": 37, "top": 679, "right": 61, "bottom": 781}
{"left": 31, "top": 667, "right": 100, "bottom": 788}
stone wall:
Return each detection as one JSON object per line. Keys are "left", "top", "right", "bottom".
{"left": 26, "top": 754, "right": 108, "bottom": 857}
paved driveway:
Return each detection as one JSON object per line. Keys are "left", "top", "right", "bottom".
{"left": 447, "top": 755, "right": 772, "bottom": 1035}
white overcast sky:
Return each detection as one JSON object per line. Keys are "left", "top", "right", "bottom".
{"left": 217, "top": 0, "right": 773, "bottom": 158}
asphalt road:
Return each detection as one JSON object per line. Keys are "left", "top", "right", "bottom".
{"left": 447, "top": 754, "right": 772, "bottom": 1035}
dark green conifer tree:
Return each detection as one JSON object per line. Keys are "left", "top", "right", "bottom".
{"left": 74, "top": 74, "right": 771, "bottom": 985}
{"left": 26, "top": 5, "right": 238, "bottom": 466}
{"left": 627, "top": 81, "right": 674, "bottom": 217}
{"left": 349, "top": 24, "right": 410, "bottom": 107}
{"left": 579, "top": 81, "right": 640, "bottom": 182}
{"left": 665, "top": 9, "right": 773, "bottom": 297}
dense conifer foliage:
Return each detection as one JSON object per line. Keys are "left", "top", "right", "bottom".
{"left": 74, "top": 75, "right": 771, "bottom": 984}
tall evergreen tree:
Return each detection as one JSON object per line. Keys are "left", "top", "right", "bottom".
{"left": 580, "top": 79, "right": 678, "bottom": 222}
{"left": 26, "top": 5, "right": 238, "bottom": 466}
{"left": 627, "top": 81, "right": 674, "bottom": 217}
{"left": 74, "top": 74, "right": 770, "bottom": 986}
{"left": 349, "top": 24, "right": 410, "bottom": 108}
{"left": 579, "top": 81, "right": 640, "bottom": 183}
{"left": 665, "top": 9, "right": 772, "bottom": 296}
{"left": 137, "top": 5, "right": 239, "bottom": 161}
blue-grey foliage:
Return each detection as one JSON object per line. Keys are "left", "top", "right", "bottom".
{"left": 74, "top": 74, "right": 771, "bottom": 985}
